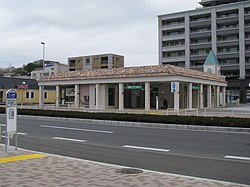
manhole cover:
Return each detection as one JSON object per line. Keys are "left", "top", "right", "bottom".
{"left": 116, "top": 168, "right": 143, "bottom": 174}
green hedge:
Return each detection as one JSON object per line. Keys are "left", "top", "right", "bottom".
{"left": 0, "top": 107, "right": 249, "bottom": 128}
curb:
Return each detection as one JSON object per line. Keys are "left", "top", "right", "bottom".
{"left": 8, "top": 114, "right": 250, "bottom": 133}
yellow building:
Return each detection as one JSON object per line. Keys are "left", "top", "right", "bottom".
{"left": 0, "top": 77, "right": 55, "bottom": 105}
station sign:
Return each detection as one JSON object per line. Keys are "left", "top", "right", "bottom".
{"left": 126, "top": 86, "right": 142, "bottom": 89}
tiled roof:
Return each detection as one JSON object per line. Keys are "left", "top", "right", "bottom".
{"left": 45, "top": 65, "right": 226, "bottom": 83}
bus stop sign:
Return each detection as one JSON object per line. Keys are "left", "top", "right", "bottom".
{"left": 6, "top": 89, "right": 17, "bottom": 132}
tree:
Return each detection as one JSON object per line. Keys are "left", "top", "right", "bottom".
{"left": 12, "top": 67, "right": 26, "bottom": 76}
{"left": 23, "top": 63, "right": 42, "bottom": 75}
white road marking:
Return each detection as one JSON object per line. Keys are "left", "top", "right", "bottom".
{"left": 17, "top": 132, "right": 28, "bottom": 135}
{"left": 123, "top": 145, "right": 170, "bottom": 153}
{"left": 40, "top": 125, "right": 114, "bottom": 134}
{"left": 224, "top": 155, "right": 250, "bottom": 161}
{"left": 52, "top": 137, "right": 86, "bottom": 143}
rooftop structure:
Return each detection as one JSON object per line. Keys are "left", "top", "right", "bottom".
{"left": 68, "top": 53, "right": 124, "bottom": 71}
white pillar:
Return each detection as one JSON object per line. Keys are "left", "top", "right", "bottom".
{"left": 145, "top": 82, "right": 150, "bottom": 111}
{"left": 75, "top": 84, "right": 79, "bottom": 108}
{"left": 174, "top": 82, "right": 180, "bottom": 110}
{"left": 222, "top": 87, "right": 226, "bottom": 107}
{"left": 119, "top": 83, "right": 124, "bottom": 110}
{"left": 207, "top": 85, "right": 212, "bottom": 108}
{"left": 89, "top": 85, "right": 95, "bottom": 109}
{"left": 199, "top": 84, "right": 204, "bottom": 109}
{"left": 96, "top": 83, "right": 100, "bottom": 109}
{"left": 56, "top": 85, "right": 60, "bottom": 107}
{"left": 188, "top": 83, "right": 192, "bottom": 110}
{"left": 39, "top": 85, "right": 43, "bottom": 107}
{"left": 216, "top": 86, "right": 220, "bottom": 107}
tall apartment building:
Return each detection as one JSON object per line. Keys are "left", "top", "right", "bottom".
{"left": 68, "top": 53, "right": 124, "bottom": 71}
{"left": 158, "top": 0, "right": 250, "bottom": 103}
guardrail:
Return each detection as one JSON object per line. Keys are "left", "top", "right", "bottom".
{"left": 0, "top": 124, "right": 6, "bottom": 139}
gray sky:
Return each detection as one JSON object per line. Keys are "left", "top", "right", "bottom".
{"left": 0, "top": 0, "right": 200, "bottom": 68}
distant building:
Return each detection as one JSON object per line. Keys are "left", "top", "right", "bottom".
{"left": 0, "top": 77, "right": 55, "bottom": 105}
{"left": 68, "top": 53, "right": 124, "bottom": 71}
{"left": 31, "top": 61, "right": 68, "bottom": 81}
{"left": 158, "top": 0, "right": 250, "bottom": 103}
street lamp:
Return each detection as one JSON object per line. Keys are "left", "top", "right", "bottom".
{"left": 41, "top": 42, "right": 45, "bottom": 109}
{"left": 21, "top": 81, "right": 26, "bottom": 107}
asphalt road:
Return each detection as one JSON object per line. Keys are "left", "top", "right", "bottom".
{"left": 1, "top": 115, "right": 250, "bottom": 185}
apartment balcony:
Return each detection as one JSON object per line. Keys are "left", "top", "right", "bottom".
{"left": 190, "top": 55, "right": 207, "bottom": 61}
{"left": 189, "top": 20, "right": 211, "bottom": 27}
{"left": 217, "top": 52, "right": 239, "bottom": 59}
{"left": 162, "top": 45, "right": 185, "bottom": 52}
{"left": 245, "top": 26, "right": 250, "bottom": 33}
{"left": 162, "top": 56, "right": 185, "bottom": 63}
{"left": 216, "top": 16, "right": 238, "bottom": 24}
{"left": 217, "top": 28, "right": 239, "bottom": 36}
{"left": 217, "top": 40, "right": 239, "bottom": 47}
{"left": 245, "top": 51, "right": 250, "bottom": 57}
{"left": 161, "top": 24, "right": 185, "bottom": 31}
{"left": 162, "top": 35, "right": 185, "bottom": 41}
{"left": 220, "top": 64, "right": 239, "bottom": 71}
{"left": 189, "top": 31, "right": 211, "bottom": 39}
{"left": 190, "top": 43, "right": 211, "bottom": 50}
{"left": 244, "top": 14, "right": 250, "bottom": 21}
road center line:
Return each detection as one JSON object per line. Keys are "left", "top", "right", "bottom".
{"left": 52, "top": 137, "right": 86, "bottom": 143}
{"left": 17, "top": 132, "right": 28, "bottom": 135}
{"left": 40, "top": 125, "right": 114, "bottom": 134}
{"left": 224, "top": 155, "right": 250, "bottom": 161}
{"left": 123, "top": 145, "right": 170, "bottom": 153}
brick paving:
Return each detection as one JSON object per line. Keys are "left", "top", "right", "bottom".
{"left": 0, "top": 145, "right": 248, "bottom": 187}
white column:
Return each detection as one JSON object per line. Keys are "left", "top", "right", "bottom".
{"left": 207, "top": 85, "right": 212, "bottom": 108}
{"left": 199, "top": 84, "right": 204, "bottom": 109}
{"left": 145, "top": 82, "right": 150, "bottom": 111}
{"left": 96, "top": 83, "right": 100, "bottom": 109}
{"left": 174, "top": 82, "right": 180, "bottom": 110}
{"left": 119, "top": 83, "right": 124, "bottom": 110}
{"left": 75, "top": 84, "right": 79, "bottom": 108}
{"left": 39, "top": 85, "right": 43, "bottom": 107}
{"left": 89, "top": 85, "right": 95, "bottom": 109}
{"left": 56, "top": 85, "right": 60, "bottom": 107}
{"left": 222, "top": 87, "right": 226, "bottom": 107}
{"left": 188, "top": 83, "right": 192, "bottom": 110}
{"left": 216, "top": 86, "right": 220, "bottom": 107}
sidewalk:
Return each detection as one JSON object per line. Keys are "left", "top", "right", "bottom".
{"left": 0, "top": 145, "right": 248, "bottom": 187}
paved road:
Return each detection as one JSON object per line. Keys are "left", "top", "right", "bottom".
{"left": 1, "top": 115, "right": 250, "bottom": 185}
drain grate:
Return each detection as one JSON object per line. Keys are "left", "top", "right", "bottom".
{"left": 116, "top": 168, "right": 143, "bottom": 174}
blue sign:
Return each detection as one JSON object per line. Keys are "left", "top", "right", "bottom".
{"left": 7, "top": 91, "right": 17, "bottom": 99}
{"left": 171, "top": 82, "right": 177, "bottom": 93}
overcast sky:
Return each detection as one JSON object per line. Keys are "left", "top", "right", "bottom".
{"left": 0, "top": 0, "right": 200, "bottom": 68}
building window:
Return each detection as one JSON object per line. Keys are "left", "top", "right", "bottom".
{"left": 69, "top": 60, "right": 76, "bottom": 66}
{"left": 25, "top": 91, "right": 35, "bottom": 99}
{"left": 44, "top": 91, "right": 48, "bottom": 100}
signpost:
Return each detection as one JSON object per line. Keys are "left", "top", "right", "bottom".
{"left": 171, "top": 82, "right": 177, "bottom": 93}
{"left": 5, "top": 89, "right": 17, "bottom": 152}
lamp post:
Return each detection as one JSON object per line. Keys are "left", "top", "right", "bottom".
{"left": 41, "top": 42, "right": 45, "bottom": 109}
{"left": 21, "top": 81, "right": 26, "bottom": 107}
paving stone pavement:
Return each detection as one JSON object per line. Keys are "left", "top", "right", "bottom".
{"left": 0, "top": 145, "right": 248, "bottom": 187}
